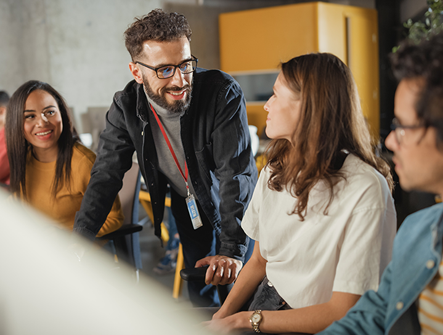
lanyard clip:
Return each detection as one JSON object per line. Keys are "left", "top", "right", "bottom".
{"left": 186, "top": 182, "right": 191, "bottom": 197}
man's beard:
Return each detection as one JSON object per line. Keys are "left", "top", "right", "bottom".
{"left": 142, "top": 73, "right": 192, "bottom": 114}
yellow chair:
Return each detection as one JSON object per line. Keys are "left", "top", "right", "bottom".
{"left": 255, "top": 154, "right": 267, "bottom": 174}
{"left": 139, "top": 190, "right": 185, "bottom": 299}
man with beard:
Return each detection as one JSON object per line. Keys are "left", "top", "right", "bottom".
{"left": 73, "top": 9, "right": 257, "bottom": 307}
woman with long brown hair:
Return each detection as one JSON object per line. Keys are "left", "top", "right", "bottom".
{"left": 204, "top": 53, "right": 396, "bottom": 334}
{"left": 6, "top": 80, "right": 123, "bottom": 237}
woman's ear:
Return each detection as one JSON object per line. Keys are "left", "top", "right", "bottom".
{"left": 129, "top": 62, "right": 144, "bottom": 84}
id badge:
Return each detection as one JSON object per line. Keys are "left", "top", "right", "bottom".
{"left": 186, "top": 194, "right": 203, "bottom": 230}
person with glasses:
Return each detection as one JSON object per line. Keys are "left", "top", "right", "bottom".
{"left": 319, "top": 32, "right": 443, "bottom": 335}
{"left": 73, "top": 9, "right": 257, "bottom": 307}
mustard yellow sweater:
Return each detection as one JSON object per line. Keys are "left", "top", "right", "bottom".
{"left": 25, "top": 142, "right": 123, "bottom": 237}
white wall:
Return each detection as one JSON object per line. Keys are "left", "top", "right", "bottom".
{"left": 0, "top": 0, "right": 26, "bottom": 97}
{"left": 1, "top": 0, "right": 409, "bottom": 132}
{"left": 0, "top": 0, "right": 162, "bottom": 131}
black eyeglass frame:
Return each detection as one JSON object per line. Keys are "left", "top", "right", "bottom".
{"left": 135, "top": 55, "right": 198, "bottom": 79}
{"left": 390, "top": 117, "right": 427, "bottom": 145}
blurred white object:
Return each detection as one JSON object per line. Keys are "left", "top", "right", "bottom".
{"left": 0, "top": 190, "right": 210, "bottom": 335}
{"left": 79, "top": 133, "right": 93, "bottom": 149}
{"left": 249, "top": 125, "right": 259, "bottom": 157}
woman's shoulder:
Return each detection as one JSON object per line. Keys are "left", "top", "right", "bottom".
{"left": 258, "top": 165, "right": 274, "bottom": 186}
{"left": 341, "top": 154, "right": 392, "bottom": 201}
{"left": 72, "top": 142, "right": 96, "bottom": 166}
{"left": 260, "top": 165, "right": 272, "bottom": 177}
{"left": 344, "top": 154, "right": 387, "bottom": 184}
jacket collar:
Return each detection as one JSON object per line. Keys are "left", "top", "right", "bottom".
{"left": 135, "top": 83, "right": 150, "bottom": 123}
{"left": 431, "top": 205, "right": 443, "bottom": 250}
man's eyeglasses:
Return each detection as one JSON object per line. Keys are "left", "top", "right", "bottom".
{"left": 136, "top": 56, "right": 198, "bottom": 79}
{"left": 390, "top": 117, "right": 426, "bottom": 145}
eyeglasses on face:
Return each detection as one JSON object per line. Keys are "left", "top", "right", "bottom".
{"left": 135, "top": 56, "right": 198, "bottom": 79}
{"left": 390, "top": 117, "right": 425, "bottom": 145}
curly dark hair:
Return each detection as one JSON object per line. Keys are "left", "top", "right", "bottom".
{"left": 124, "top": 9, "right": 192, "bottom": 61}
{"left": 390, "top": 32, "right": 443, "bottom": 147}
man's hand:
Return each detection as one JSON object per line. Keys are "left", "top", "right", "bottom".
{"left": 195, "top": 255, "right": 243, "bottom": 286}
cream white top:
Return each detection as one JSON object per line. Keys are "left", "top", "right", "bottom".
{"left": 242, "top": 154, "right": 396, "bottom": 308}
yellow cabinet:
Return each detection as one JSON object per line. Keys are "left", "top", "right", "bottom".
{"left": 219, "top": 2, "right": 379, "bottom": 140}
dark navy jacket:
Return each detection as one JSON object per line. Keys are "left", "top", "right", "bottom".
{"left": 74, "top": 68, "right": 258, "bottom": 261}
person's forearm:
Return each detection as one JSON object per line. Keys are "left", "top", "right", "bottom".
{"left": 217, "top": 176, "right": 255, "bottom": 261}
{"left": 214, "top": 87, "right": 257, "bottom": 262}
{"left": 250, "top": 293, "right": 361, "bottom": 334}
{"left": 216, "top": 252, "right": 266, "bottom": 318}
{"left": 96, "top": 197, "right": 124, "bottom": 237}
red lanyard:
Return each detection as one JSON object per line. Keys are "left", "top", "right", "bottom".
{"left": 150, "top": 104, "right": 189, "bottom": 193}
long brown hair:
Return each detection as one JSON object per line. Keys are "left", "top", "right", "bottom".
{"left": 6, "top": 80, "right": 79, "bottom": 198}
{"left": 266, "top": 53, "right": 393, "bottom": 220}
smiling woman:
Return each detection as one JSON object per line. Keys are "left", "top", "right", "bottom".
{"left": 5, "top": 80, "right": 123, "bottom": 237}
{"left": 23, "top": 89, "right": 64, "bottom": 163}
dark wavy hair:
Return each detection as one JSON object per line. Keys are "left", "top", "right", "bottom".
{"left": 390, "top": 32, "right": 443, "bottom": 148}
{"left": 6, "top": 80, "right": 79, "bottom": 198}
{"left": 124, "top": 8, "right": 192, "bottom": 61}
{"left": 266, "top": 53, "right": 393, "bottom": 220}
